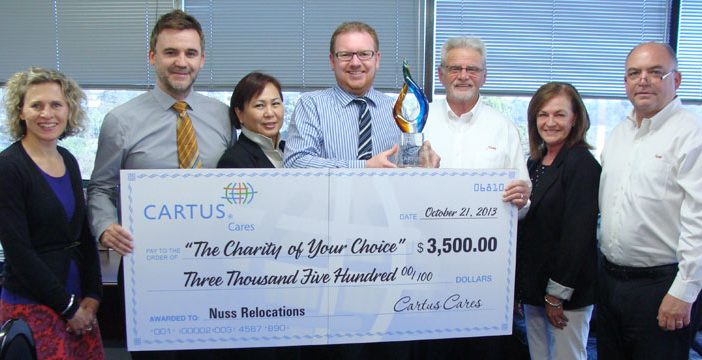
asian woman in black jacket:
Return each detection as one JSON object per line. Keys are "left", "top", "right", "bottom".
{"left": 218, "top": 72, "right": 285, "bottom": 169}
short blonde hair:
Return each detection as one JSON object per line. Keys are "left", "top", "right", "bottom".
{"left": 4, "top": 67, "right": 86, "bottom": 140}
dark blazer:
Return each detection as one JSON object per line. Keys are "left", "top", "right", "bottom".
{"left": 0, "top": 142, "right": 102, "bottom": 315}
{"left": 517, "top": 145, "right": 601, "bottom": 309}
{"left": 217, "top": 133, "right": 281, "bottom": 168}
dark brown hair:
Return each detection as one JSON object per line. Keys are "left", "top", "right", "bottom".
{"left": 149, "top": 10, "right": 204, "bottom": 53}
{"left": 527, "top": 82, "right": 592, "bottom": 161}
{"left": 229, "top": 72, "right": 283, "bottom": 129}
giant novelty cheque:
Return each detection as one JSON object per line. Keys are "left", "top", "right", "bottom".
{"left": 120, "top": 168, "right": 517, "bottom": 351}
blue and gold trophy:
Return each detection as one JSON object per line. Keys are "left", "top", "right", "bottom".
{"left": 393, "top": 60, "right": 429, "bottom": 167}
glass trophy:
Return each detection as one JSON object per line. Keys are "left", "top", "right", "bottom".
{"left": 393, "top": 60, "right": 429, "bottom": 167}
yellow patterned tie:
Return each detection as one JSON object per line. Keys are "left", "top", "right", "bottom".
{"left": 173, "top": 101, "right": 202, "bottom": 169}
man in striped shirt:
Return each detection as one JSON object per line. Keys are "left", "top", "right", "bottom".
{"left": 282, "top": 21, "right": 437, "bottom": 360}
{"left": 284, "top": 21, "right": 439, "bottom": 169}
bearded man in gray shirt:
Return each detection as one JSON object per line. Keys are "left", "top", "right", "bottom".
{"left": 87, "top": 10, "right": 231, "bottom": 360}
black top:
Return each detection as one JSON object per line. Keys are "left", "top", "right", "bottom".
{"left": 217, "top": 133, "right": 278, "bottom": 169}
{"left": 0, "top": 142, "right": 102, "bottom": 316}
{"left": 516, "top": 145, "right": 601, "bottom": 309}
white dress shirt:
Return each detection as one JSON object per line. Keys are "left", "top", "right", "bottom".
{"left": 599, "top": 97, "right": 702, "bottom": 302}
{"left": 423, "top": 96, "right": 530, "bottom": 183}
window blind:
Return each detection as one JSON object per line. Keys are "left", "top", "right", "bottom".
{"left": 677, "top": 0, "right": 702, "bottom": 101}
{"left": 186, "top": 0, "right": 424, "bottom": 92}
{"left": 0, "top": 0, "right": 173, "bottom": 87}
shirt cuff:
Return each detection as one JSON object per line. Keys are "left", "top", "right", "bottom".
{"left": 94, "top": 221, "right": 113, "bottom": 245}
{"left": 668, "top": 273, "right": 702, "bottom": 303}
{"left": 351, "top": 160, "right": 366, "bottom": 168}
{"left": 546, "top": 278, "right": 574, "bottom": 301}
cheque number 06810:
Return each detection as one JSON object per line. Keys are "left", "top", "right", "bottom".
{"left": 425, "top": 237, "right": 497, "bottom": 254}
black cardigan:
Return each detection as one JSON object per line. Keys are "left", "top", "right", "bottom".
{"left": 0, "top": 141, "right": 102, "bottom": 316}
{"left": 516, "top": 145, "right": 601, "bottom": 309}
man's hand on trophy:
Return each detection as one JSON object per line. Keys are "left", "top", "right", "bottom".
{"left": 366, "top": 144, "right": 399, "bottom": 168}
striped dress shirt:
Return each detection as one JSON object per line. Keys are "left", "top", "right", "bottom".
{"left": 284, "top": 86, "right": 401, "bottom": 168}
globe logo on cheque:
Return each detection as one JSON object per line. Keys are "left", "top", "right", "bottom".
{"left": 222, "top": 182, "right": 257, "bottom": 205}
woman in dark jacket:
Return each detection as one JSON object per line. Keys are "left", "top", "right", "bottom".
{"left": 0, "top": 67, "right": 104, "bottom": 359}
{"left": 218, "top": 73, "right": 300, "bottom": 359}
{"left": 517, "top": 82, "right": 600, "bottom": 360}
{"left": 218, "top": 72, "right": 285, "bottom": 169}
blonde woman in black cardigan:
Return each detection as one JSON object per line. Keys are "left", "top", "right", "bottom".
{"left": 0, "top": 67, "right": 103, "bottom": 359}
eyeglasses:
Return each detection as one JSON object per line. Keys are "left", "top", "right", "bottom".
{"left": 626, "top": 69, "right": 676, "bottom": 82}
{"left": 334, "top": 50, "right": 376, "bottom": 61}
{"left": 443, "top": 65, "right": 484, "bottom": 76}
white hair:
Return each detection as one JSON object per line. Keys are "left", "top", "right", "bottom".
{"left": 440, "top": 37, "right": 487, "bottom": 67}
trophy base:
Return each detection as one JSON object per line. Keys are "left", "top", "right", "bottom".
{"left": 396, "top": 133, "right": 425, "bottom": 168}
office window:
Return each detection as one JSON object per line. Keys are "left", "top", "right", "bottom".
{"left": 434, "top": 0, "right": 672, "bottom": 98}
{"left": 3, "top": 1, "right": 700, "bottom": 178}
{"left": 1, "top": 0, "right": 425, "bottom": 93}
